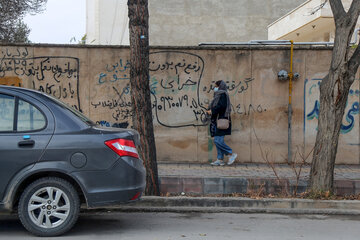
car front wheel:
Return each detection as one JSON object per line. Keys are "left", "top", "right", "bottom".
{"left": 18, "top": 177, "right": 80, "bottom": 237}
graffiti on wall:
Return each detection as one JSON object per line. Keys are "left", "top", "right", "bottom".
{"left": 89, "top": 54, "right": 133, "bottom": 128}
{"left": 0, "top": 47, "right": 81, "bottom": 111}
{"left": 0, "top": 47, "right": 266, "bottom": 129}
{"left": 92, "top": 51, "right": 264, "bottom": 128}
{"left": 304, "top": 78, "right": 359, "bottom": 136}
{"left": 149, "top": 51, "right": 264, "bottom": 127}
{"left": 149, "top": 51, "right": 206, "bottom": 128}
{"left": 91, "top": 83, "right": 132, "bottom": 127}
{"left": 98, "top": 59, "right": 130, "bottom": 85}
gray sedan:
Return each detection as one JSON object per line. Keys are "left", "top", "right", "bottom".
{"left": 0, "top": 85, "right": 146, "bottom": 237}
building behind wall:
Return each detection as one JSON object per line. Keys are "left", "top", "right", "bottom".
{"left": 86, "top": 0, "right": 306, "bottom": 46}
{"left": 268, "top": 0, "right": 360, "bottom": 42}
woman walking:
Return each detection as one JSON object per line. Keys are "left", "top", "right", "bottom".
{"left": 207, "top": 80, "right": 237, "bottom": 166}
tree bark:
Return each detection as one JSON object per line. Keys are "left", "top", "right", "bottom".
{"left": 128, "top": 0, "right": 159, "bottom": 195}
{"left": 309, "top": 0, "right": 360, "bottom": 193}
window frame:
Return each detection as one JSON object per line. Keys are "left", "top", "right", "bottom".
{"left": 0, "top": 93, "right": 16, "bottom": 133}
{"left": 0, "top": 93, "right": 48, "bottom": 133}
{"left": 16, "top": 97, "right": 47, "bottom": 133}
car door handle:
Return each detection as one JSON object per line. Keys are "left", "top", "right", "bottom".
{"left": 18, "top": 140, "right": 35, "bottom": 147}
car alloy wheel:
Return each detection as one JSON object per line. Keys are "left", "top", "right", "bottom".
{"left": 18, "top": 177, "right": 80, "bottom": 237}
{"left": 27, "top": 186, "right": 70, "bottom": 228}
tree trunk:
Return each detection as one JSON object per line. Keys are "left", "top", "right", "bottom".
{"left": 128, "top": 0, "right": 159, "bottom": 195}
{"left": 309, "top": 0, "right": 360, "bottom": 193}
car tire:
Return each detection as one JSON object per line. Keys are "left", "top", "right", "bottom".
{"left": 18, "top": 177, "right": 80, "bottom": 237}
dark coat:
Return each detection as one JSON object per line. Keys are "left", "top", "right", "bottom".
{"left": 210, "top": 93, "right": 231, "bottom": 137}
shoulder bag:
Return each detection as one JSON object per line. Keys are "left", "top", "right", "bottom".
{"left": 217, "top": 116, "right": 229, "bottom": 130}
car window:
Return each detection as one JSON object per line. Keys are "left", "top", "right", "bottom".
{"left": 44, "top": 95, "right": 95, "bottom": 126}
{"left": 0, "top": 94, "right": 15, "bottom": 132}
{"left": 17, "top": 99, "right": 46, "bottom": 131}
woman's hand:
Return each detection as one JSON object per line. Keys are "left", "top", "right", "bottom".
{"left": 206, "top": 110, "right": 212, "bottom": 115}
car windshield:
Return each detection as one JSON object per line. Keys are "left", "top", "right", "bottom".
{"left": 44, "top": 94, "right": 95, "bottom": 126}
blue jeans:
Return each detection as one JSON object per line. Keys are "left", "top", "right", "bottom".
{"left": 214, "top": 135, "right": 232, "bottom": 160}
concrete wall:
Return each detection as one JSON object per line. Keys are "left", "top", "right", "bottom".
{"left": 0, "top": 44, "right": 359, "bottom": 164}
{"left": 86, "top": 0, "right": 306, "bottom": 45}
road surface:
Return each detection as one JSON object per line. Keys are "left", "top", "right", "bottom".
{"left": 0, "top": 211, "right": 359, "bottom": 239}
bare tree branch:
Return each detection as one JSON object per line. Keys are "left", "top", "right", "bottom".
{"left": 349, "top": 45, "right": 360, "bottom": 74}
{"left": 329, "top": 0, "right": 346, "bottom": 22}
{"left": 347, "top": 1, "right": 360, "bottom": 74}
{"left": 348, "top": 0, "right": 360, "bottom": 19}
{"left": 310, "top": 0, "right": 360, "bottom": 193}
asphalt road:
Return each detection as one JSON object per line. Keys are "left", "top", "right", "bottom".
{"left": 0, "top": 211, "right": 359, "bottom": 239}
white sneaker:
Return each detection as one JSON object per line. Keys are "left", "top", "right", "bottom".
{"left": 228, "top": 153, "right": 237, "bottom": 165}
{"left": 211, "top": 159, "right": 225, "bottom": 166}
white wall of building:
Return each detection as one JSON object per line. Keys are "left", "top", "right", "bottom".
{"left": 268, "top": 0, "right": 360, "bottom": 43}
{"left": 86, "top": 0, "right": 306, "bottom": 46}
{"left": 86, "top": 0, "right": 129, "bottom": 45}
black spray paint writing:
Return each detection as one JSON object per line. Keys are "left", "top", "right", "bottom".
{"left": 235, "top": 104, "right": 266, "bottom": 115}
{"left": 0, "top": 50, "right": 81, "bottom": 111}
{"left": 149, "top": 51, "right": 206, "bottom": 128}
{"left": 91, "top": 51, "right": 264, "bottom": 128}
{"left": 1, "top": 47, "right": 29, "bottom": 59}
{"left": 91, "top": 85, "right": 133, "bottom": 121}
{"left": 203, "top": 78, "right": 254, "bottom": 95}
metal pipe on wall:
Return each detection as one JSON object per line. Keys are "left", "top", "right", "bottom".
{"left": 288, "top": 40, "right": 294, "bottom": 164}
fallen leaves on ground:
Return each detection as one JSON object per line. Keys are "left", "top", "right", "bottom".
{"left": 159, "top": 192, "right": 360, "bottom": 201}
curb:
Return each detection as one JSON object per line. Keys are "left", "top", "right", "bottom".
{"left": 87, "top": 196, "right": 360, "bottom": 215}
{"left": 159, "top": 176, "right": 360, "bottom": 196}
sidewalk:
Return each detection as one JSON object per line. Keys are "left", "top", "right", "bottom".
{"left": 157, "top": 163, "right": 360, "bottom": 196}
{"left": 89, "top": 163, "right": 360, "bottom": 216}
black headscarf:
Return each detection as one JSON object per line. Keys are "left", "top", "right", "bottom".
{"left": 210, "top": 80, "right": 231, "bottom": 117}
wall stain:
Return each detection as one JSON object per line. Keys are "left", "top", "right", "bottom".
{"left": 168, "top": 139, "right": 192, "bottom": 149}
{"left": 0, "top": 76, "right": 22, "bottom": 87}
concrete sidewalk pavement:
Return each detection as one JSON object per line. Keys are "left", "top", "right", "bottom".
{"left": 157, "top": 163, "right": 360, "bottom": 196}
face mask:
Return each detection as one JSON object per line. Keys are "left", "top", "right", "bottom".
{"left": 214, "top": 87, "right": 219, "bottom": 92}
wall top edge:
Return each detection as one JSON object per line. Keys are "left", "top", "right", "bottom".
{"left": 0, "top": 43, "right": 334, "bottom": 51}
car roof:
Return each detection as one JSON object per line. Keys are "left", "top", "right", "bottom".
{"left": 0, "top": 86, "right": 57, "bottom": 104}
{"left": 0, "top": 85, "right": 93, "bottom": 131}
{"left": 0, "top": 85, "right": 47, "bottom": 97}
